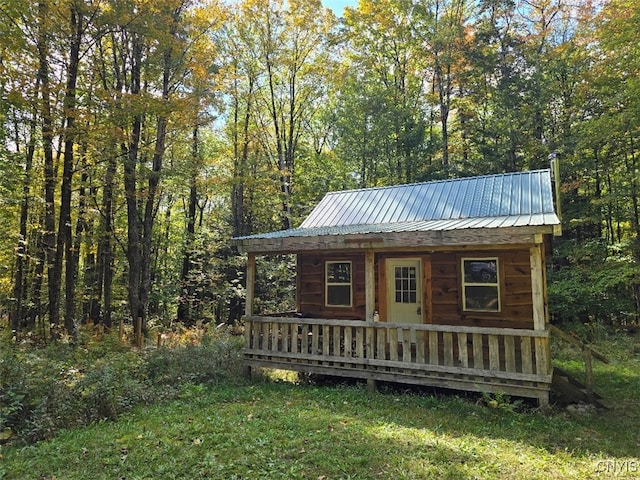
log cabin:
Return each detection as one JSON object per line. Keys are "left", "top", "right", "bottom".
{"left": 231, "top": 169, "right": 563, "bottom": 406}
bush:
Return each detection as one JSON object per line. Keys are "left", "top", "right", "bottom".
{"left": 0, "top": 326, "right": 244, "bottom": 445}
{"left": 146, "top": 326, "right": 243, "bottom": 387}
{"left": 75, "top": 351, "right": 148, "bottom": 424}
{"left": 0, "top": 352, "right": 28, "bottom": 438}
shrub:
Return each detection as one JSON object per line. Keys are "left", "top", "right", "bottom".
{"left": 0, "top": 325, "right": 244, "bottom": 445}
{"left": 75, "top": 351, "right": 148, "bottom": 424}
{"left": 146, "top": 326, "right": 243, "bottom": 387}
{"left": 0, "top": 352, "right": 28, "bottom": 438}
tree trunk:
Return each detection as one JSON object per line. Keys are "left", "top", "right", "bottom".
{"left": 138, "top": 7, "right": 179, "bottom": 337}
{"left": 626, "top": 131, "right": 640, "bottom": 260}
{"left": 36, "top": 0, "right": 59, "bottom": 332}
{"left": 265, "top": 52, "right": 292, "bottom": 230}
{"left": 123, "top": 36, "right": 144, "bottom": 341}
{"left": 28, "top": 223, "right": 45, "bottom": 334}
{"left": 10, "top": 106, "right": 37, "bottom": 333}
{"left": 177, "top": 126, "right": 200, "bottom": 325}
{"left": 74, "top": 145, "right": 89, "bottom": 323}
{"left": 593, "top": 147, "right": 603, "bottom": 239}
{"left": 140, "top": 114, "right": 167, "bottom": 335}
{"left": 140, "top": 38, "right": 173, "bottom": 334}
{"left": 56, "top": 2, "right": 83, "bottom": 340}
{"left": 231, "top": 74, "right": 254, "bottom": 238}
{"left": 434, "top": 58, "right": 451, "bottom": 168}
{"left": 100, "top": 151, "right": 117, "bottom": 330}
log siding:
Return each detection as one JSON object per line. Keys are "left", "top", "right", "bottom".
{"left": 297, "top": 248, "right": 536, "bottom": 329}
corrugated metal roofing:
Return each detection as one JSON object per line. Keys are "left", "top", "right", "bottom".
{"left": 234, "top": 169, "right": 560, "bottom": 241}
{"left": 235, "top": 215, "right": 558, "bottom": 241}
{"left": 301, "top": 169, "right": 556, "bottom": 228}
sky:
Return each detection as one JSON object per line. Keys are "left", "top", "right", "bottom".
{"left": 322, "top": 0, "right": 358, "bottom": 15}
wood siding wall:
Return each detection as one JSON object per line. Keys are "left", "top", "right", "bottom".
{"left": 297, "top": 253, "right": 366, "bottom": 319}
{"left": 298, "top": 247, "right": 537, "bottom": 329}
{"left": 432, "top": 250, "right": 534, "bottom": 329}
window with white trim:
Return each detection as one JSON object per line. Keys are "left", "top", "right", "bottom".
{"left": 461, "top": 258, "right": 500, "bottom": 312}
{"left": 325, "top": 261, "right": 352, "bottom": 307}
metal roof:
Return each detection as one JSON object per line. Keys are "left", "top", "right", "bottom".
{"left": 234, "top": 169, "right": 560, "bottom": 242}
{"left": 301, "top": 169, "right": 557, "bottom": 228}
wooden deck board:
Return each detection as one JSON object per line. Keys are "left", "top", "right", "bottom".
{"left": 244, "top": 316, "right": 552, "bottom": 402}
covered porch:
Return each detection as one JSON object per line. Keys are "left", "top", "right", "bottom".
{"left": 240, "top": 240, "right": 553, "bottom": 406}
{"left": 243, "top": 315, "right": 551, "bottom": 404}
{"left": 233, "top": 170, "right": 562, "bottom": 406}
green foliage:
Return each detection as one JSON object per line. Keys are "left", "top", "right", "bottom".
{"left": 2, "top": 332, "right": 639, "bottom": 479}
{"left": 0, "top": 0, "right": 639, "bottom": 345}
{"left": 481, "top": 392, "right": 524, "bottom": 413}
{"left": 146, "top": 328, "right": 243, "bottom": 388}
{"left": 0, "top": 351, "right": 26, "bottom": 439}
{"left": 75, "top": 353, "right": 148, "bottom": 423}
{"left": 174, "top": 227, "right": 228, "bottom": 324}
{"left": 336, "top": 3, "right": 431, "bottom": 185}
{"left": 254, "top": 255, "right": 296, "bottom": 314}
{"left": 548, "top": 240, "right": 640, "bottom": 329}
{"left": 0, "top": 151, "right": 21, "bottom": 301}
{"left": 0, "top": 327, "right": 243, "bottom": 445}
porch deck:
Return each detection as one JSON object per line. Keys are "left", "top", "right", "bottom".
{"left": 244, "top": 315, "right": 552, "bottom": 405}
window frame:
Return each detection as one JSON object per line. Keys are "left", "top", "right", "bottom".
{"left": 325, "top": 260, "right": 353, "bottom": 308}
{"left": 461, "top": 257, "right": 501, "bottom": 313}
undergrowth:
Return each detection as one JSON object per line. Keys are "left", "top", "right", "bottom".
{"left": 0, "top": 326, "right": 638, "bottom": 479}
{"left": 0, "top": 324, "right": 243, "bottom": 445}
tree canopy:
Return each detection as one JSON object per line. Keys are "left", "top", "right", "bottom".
{"left": 0, "top": 0, "right": 638, "bottom": 338}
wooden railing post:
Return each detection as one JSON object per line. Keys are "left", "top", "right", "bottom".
{"left": 530, "top": 243, "right": 551, "bottom": 402}
{"left": 529, "top": 244, "right": 547, "bottom": 332}
{"left": 549, "top": 325, "right": 609, "bottom": 404}
{"left": 246, "top": 253, "right": 256, "bottom": 317}
{"left": 583, "top": 346, "right": 593, "bottom": 402}
{"left": 243, "top": 318, "right": 252, "bottom": 379}
{"left": 243, "top": 317, "right": 553, "bottom": 402}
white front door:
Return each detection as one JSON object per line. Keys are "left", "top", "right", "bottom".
{"left": 386, "top": 258, "right": 422, "bottom": 324}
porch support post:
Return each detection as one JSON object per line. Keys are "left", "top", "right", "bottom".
{"left": 243, "top": 253, "right": 256, "bottom": 379}
{"left": 530, "top": 242, "right": 551, "bottom": 409}
{"left": 365, "top": 251, "right": 375, "bottom": 321}
{"left": 529, "top": 243, "right": 547, "bottom": 331}
{"left": 246, "top": 253, "right": 256, "bottom": 317}
{"left": 365, "top": 251, "right": 377, "bottom": 391}
{"left": 367, "top": 377, "right": 377, "bottom": 393}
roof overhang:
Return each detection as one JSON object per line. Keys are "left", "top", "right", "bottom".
{"left": 232, "top": 217, "right": 560, "bottom": 254}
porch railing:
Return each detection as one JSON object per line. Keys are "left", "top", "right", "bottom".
{"left": 244, "top": 315, "right": 552, "bottom": 400}
{"left": 549, "top": 325, "right": 609, "bottom": 403}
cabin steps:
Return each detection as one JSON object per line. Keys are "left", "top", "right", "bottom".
{"left": 551, "top": 366, "right": 609, "bottom": 409}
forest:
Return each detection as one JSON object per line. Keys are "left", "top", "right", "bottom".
{"left": 0, "top": 0, "right": 639, "bottom": 343}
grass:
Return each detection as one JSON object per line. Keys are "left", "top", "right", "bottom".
{"left": 1, "top": 332, "right": 639, "bottom": 479}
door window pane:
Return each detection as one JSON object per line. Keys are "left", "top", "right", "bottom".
{"left": 394, "top": 266, "right": 417, "bottom": 304}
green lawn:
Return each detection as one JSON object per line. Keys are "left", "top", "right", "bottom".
{"left": 1, "top": 335, "right": 639, "bottom": 480}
